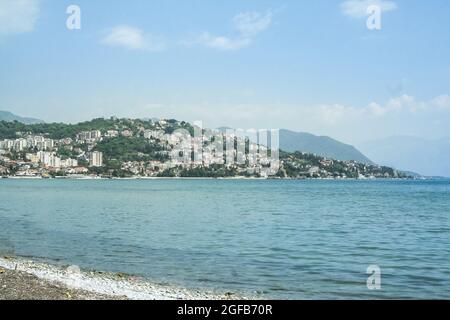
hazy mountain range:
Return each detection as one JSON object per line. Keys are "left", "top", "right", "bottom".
{"left": 215, "top": 127, "right": 372, "bottom": 163}
{"left": 279, "top": 130, "right": 372, "bottom": 164}
{"left": 0, "top": 111, "right": 44, "bottom": 124}
{"left": 359, "top": 136, "right": 450, "bottom": 178}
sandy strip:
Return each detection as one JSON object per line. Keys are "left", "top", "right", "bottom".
{"left": 0, "top": 256, "right": 240, "bottom": 300}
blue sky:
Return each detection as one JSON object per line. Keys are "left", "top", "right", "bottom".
{"left": 1, "top": 0, "right": 450, "bottom": 144}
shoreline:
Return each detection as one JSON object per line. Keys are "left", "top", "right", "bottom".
{"left": 1, "top": 175, "right": 419, "bottom": 181}
{"left": 0, "top": 256, "right": 245, "bottom": 300}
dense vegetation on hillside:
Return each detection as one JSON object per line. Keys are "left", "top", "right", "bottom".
{"left": 94, "top": 136, "right": 168, "bottom": 163}
{"left": 279, "top": 151, "right": 397, "bottom": 179}
{"left": 0, "top": 118, "right": 194, "bottom": 140}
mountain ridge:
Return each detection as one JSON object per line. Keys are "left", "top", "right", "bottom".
{"left": 0, "top": 111, "right": 44, "bottom": 124}
{"left": 216, "top": 127, "right": 372, "bottom": 164}
{"left": 279, "top": 129, "right": 373, "bottom": 164}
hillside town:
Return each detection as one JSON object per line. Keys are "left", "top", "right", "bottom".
{"left": 0, "top": 133, "right": 102, "bottom": 178}
{"left": 0, "top": 117, "right": 407, "bottom": 179}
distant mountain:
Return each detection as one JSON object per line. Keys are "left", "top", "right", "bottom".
{"left": 0, "top": 111, "right": 44, "bottom": 124}
{"left": 279, "top": 129, "right": 373, "bottom": 163}
{"left": 358, "top": 136, "right": 450, "bottom": 178}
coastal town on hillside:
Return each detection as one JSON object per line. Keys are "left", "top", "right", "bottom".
{"left": 0, "top": 117, "right": 407, "bottom": 179}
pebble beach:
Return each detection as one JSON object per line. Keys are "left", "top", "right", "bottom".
{"left": 0, "top": 256, "right": 240, "bottom": 300}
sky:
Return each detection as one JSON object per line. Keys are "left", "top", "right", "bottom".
{"left": 1, "top": 0, "right": 450, "bottom": 145}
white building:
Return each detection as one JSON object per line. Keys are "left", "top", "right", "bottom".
{"left": 91, "top": 130, "right": 102, "bottom": 140}
{"left": 26, "top": 153, "right": 40, "bottom": 163}
{"left": 105, "top": 130, "right": 119, "bottom": 138}
{"left": 43, "top": 139, "right": 54, "bottom": 150}
{"left": 37, "top": 151, "right": 61, "bottom": 168}
{"left": 77, "top": 130, "right": 102, "bottom": 142}
{"left": 144, "top": 130, "right": 165, "bottom": 140}
{"left": 89, "top": 151, "right": 103, "bottom": 167}
{"left": 61, "top": 158, "right": 78, "bottom": 168}
{"left": 121, "top": 129, "right": 133, "bottom": 137}
{"left": 14, "top": 139, "right": 27, "bottom": 151}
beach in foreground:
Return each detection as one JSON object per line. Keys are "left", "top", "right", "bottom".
{"left": 0, "top": 256, "right": 239, "bottom": 300}
{"left": 0, "top": 267, "right": 123, "bottom": 300}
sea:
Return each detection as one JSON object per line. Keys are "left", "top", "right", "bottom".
{"left": 1, "top": 178, "right": 449, "bottom": 299}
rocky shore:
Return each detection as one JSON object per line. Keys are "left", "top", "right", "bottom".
{"left": 0, "top": 256, "right": 241, "bottom": 300}
{"left": 0, "top": 267, "right": 124, "bottom": 300}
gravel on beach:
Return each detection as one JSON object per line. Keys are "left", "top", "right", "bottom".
{"left": 0, "top": 256, "right": 244, "bottom": 300}
{"left": 0, "top": 267, "right": 125, "bottom": 300}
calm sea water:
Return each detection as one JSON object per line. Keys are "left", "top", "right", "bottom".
{"left": 1, "top": 179, "right": 449, "bottom": 299}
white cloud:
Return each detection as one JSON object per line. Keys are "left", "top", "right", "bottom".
{"left": 124, "top": 93, "right": 450, "bottom": 144}
{"left": 317, "top": 104, "right": 350, "bottom": 125}
{"left": 233, "top": 11, "right": 273, "bottom": 37}
{"left": 340, "top": 0, "right": 397, "bottom": 18}
{"left": 186, "top": 10, "right": 273, "bottom": 51}
{"left": 187, "top": 32, "right": 251, "bottom": 51}
{"left": 432, "top": 95, "right": 450, "bottom": 110}
{"left": 101, "top": 25, "right": 165, "bottom": 51}
{"left": 317, "top": 94, "right": 450, "bottom": 125}
{"left": 0, "top": 0, "right": 40, "bottom": 36}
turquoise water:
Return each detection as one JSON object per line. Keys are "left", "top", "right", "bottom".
{"left": 1, "top": 179, "right": 449, "bottom": 299}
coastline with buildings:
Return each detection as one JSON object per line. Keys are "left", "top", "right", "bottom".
{"left": 0, "top": 130, "right": 104, "bottom": 178}
{"left": 0, "top": 117, "right": 409, "bottom": 180}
